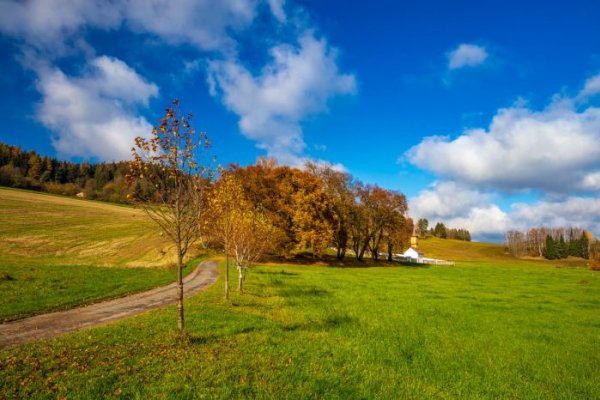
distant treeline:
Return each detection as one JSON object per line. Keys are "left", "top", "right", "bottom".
{"left": 0, "top": 142, "right": 136, "bottom": 202}
{"left": 505, "top": 227, "right": 598, "bottom": 260}
{"left": 416, "top": 218, "right": 471, "bottom": 241}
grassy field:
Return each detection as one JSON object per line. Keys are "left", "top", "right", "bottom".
{"left": 1, "top": 257, "right": 598, "bottom": 398}
{"left": 0, "top": 187, "right": 174, "bottom": 268}
{"left": 418, "top": 236, "right": 594, "bottom": 270}
{"left": 417, "top": 236, "right": 514, "bottom": 261}
{"left": 0, "top": 187, "right": 194, "bottom": 321}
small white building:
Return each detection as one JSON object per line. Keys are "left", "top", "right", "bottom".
{"left": 402, "top": 247, "right": 424, "bottom": 263}
{"left": 395, "top": 233, "right": 454, "bottom": 265}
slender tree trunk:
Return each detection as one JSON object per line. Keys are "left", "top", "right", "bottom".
{"left": 336, "top": 231, "right": 347, "bottom": 260}
{"left": 358, "top": 236, "right": 371, "bottom": 261}
{"left": 174, "top": 196, "right": 184, "bottom": 333}
{"left": 176, "top": 247, "right": 184, "bottom": 333}
{"left": 387, "top": 239, "right": 393, "bottom": 261}
{"left": 237, "top": 265, "right": 244, "bottom": 293}
{"left": 337, "top": 246, "right": 347, "bottom": 260}
{"left": 225, "top": 237, "right": 230, "bottom": 301}
{"left": 372, "top": 239, "right": 379, "bottom": 260}
{"left": 372, "top": 228, "right": 384, "bottom": 260}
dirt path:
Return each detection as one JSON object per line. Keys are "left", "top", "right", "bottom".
{"left": 0, "top": 260, "right": 219, "bottom": 349}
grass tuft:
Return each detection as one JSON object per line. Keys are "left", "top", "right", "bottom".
{"left": 0, "top": 272, "right": 14, "bottom": 281}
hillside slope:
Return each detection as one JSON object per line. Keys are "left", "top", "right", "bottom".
{"left": 0, "top": 187, "right": 173, "bottom": 268}
{"left": 416, "top": 236, "right": 590, "bottom": 268}
{"left": 416, "top": 237, "right": 511, "bottom": 262}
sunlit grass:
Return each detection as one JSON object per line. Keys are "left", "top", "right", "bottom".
{"left": 0, "top": 187, "right": 174, "bottom": 268}
{"left": 0, "top": 260, "right": 198, "bottom": 322}
{"left": 2, "top": 259, "right": 598, "bottom": 398}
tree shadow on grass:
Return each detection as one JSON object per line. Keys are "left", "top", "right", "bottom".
{"left": 280, "top": 313, "right": 355, "bottom": 333}
{"left": 279, "top": 286, "right": 331, "bottom": 298}
{"left": 182, "top": 324, "right": 267, "bottom": 346}
{"left": 182, "top": 333, "right": 220, "bottom": 345}
{"left": 254, "top": 269, "right": 299, "bottom": 276}
{"left": 396, "top": 263, "right": 431, "bottom": 269}
{"left": 262, "top": 253, "right": 406, "bottom": 268}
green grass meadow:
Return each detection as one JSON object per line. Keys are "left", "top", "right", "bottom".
{"left": 0, "top": 261, "right": 198, "bottom": 322}
{"left": 2, "top": 259, "right": 599, "bottom": 399}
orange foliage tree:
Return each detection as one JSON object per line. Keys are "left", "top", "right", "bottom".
{"left": 230, "top": 201, "right": 275, "bottom": 293}
{"left": 351, "top": 184, "right": 408, "bottom": 261}
{"left": 306, "top": 162, "right": 355, "bottom": 260}
{"left": 205, "top": 171, "right": 275, "bottom": 294}
{"left": 290, "top": 170, "right": 335, "bottom": 258}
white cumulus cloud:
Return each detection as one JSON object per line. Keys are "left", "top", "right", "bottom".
{"left": 0, "top": 0, "right": 121, "bottom": 54}
{"left": 510, "top": 196, "right": 600, "bottom": 237}
{"left": 577, "top": 72, "right": 600, "bottom": 100}
{"left": 409, "top": 182, "right": 509, "bottom": 241}
{"left": 581, "top": 171, "right": 600, "bottom": 191}
{"left": 1, "top": 0, "right": 350, "bottom": 165}
{"left": 407, "top": 94, "right": 600, "bottom": 193}
{"left": 123, "top": 0, "right": 258, "bottom": 52}
{"left": 36, "top": 56, "right": 158, "bottom": 161}
{"left": 0, "top": 0, "right": 268, "bottom": 54}
{"left": 0, "top": 0, "right": 302, "bottom": 162}
{"left": 267, "top": 0, "right": 287, "bottom": 23}
{"left": 207, "top": 32, "right": 356, "bottom": 165}
{"left": 409, "top": 181, "right": 490, "bottom": 220}
{"left": 409, "top": 73, "right": 600, "bottom": 241}
{"left": 448, "top": 43, "right": 488, "bottom": 70}
{"left": 446, "top": 205, "right": 509, "bottom": 240}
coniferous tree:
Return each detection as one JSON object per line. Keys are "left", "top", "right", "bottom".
{"left": 557, "top": 235, "right": 568, "bottom": 259}
{"left": 544, "top": 235, "right": 557, "bottom": 260}
{"left": 434, "top": 222, "right": 447, "bottom": 239}
{"left": 417, "top": 218, "right": 429, "bottom": 237}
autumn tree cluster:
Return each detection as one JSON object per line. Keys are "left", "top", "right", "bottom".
{"left": 505, "top": 227, "right": 593, "bottom": 259}
{"left": 203, "top": 159, "right": 412, "bottom": 262}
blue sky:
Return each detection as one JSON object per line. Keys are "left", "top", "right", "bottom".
{"left": 1, "top": 0, "right": 600, "bottom": 242}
